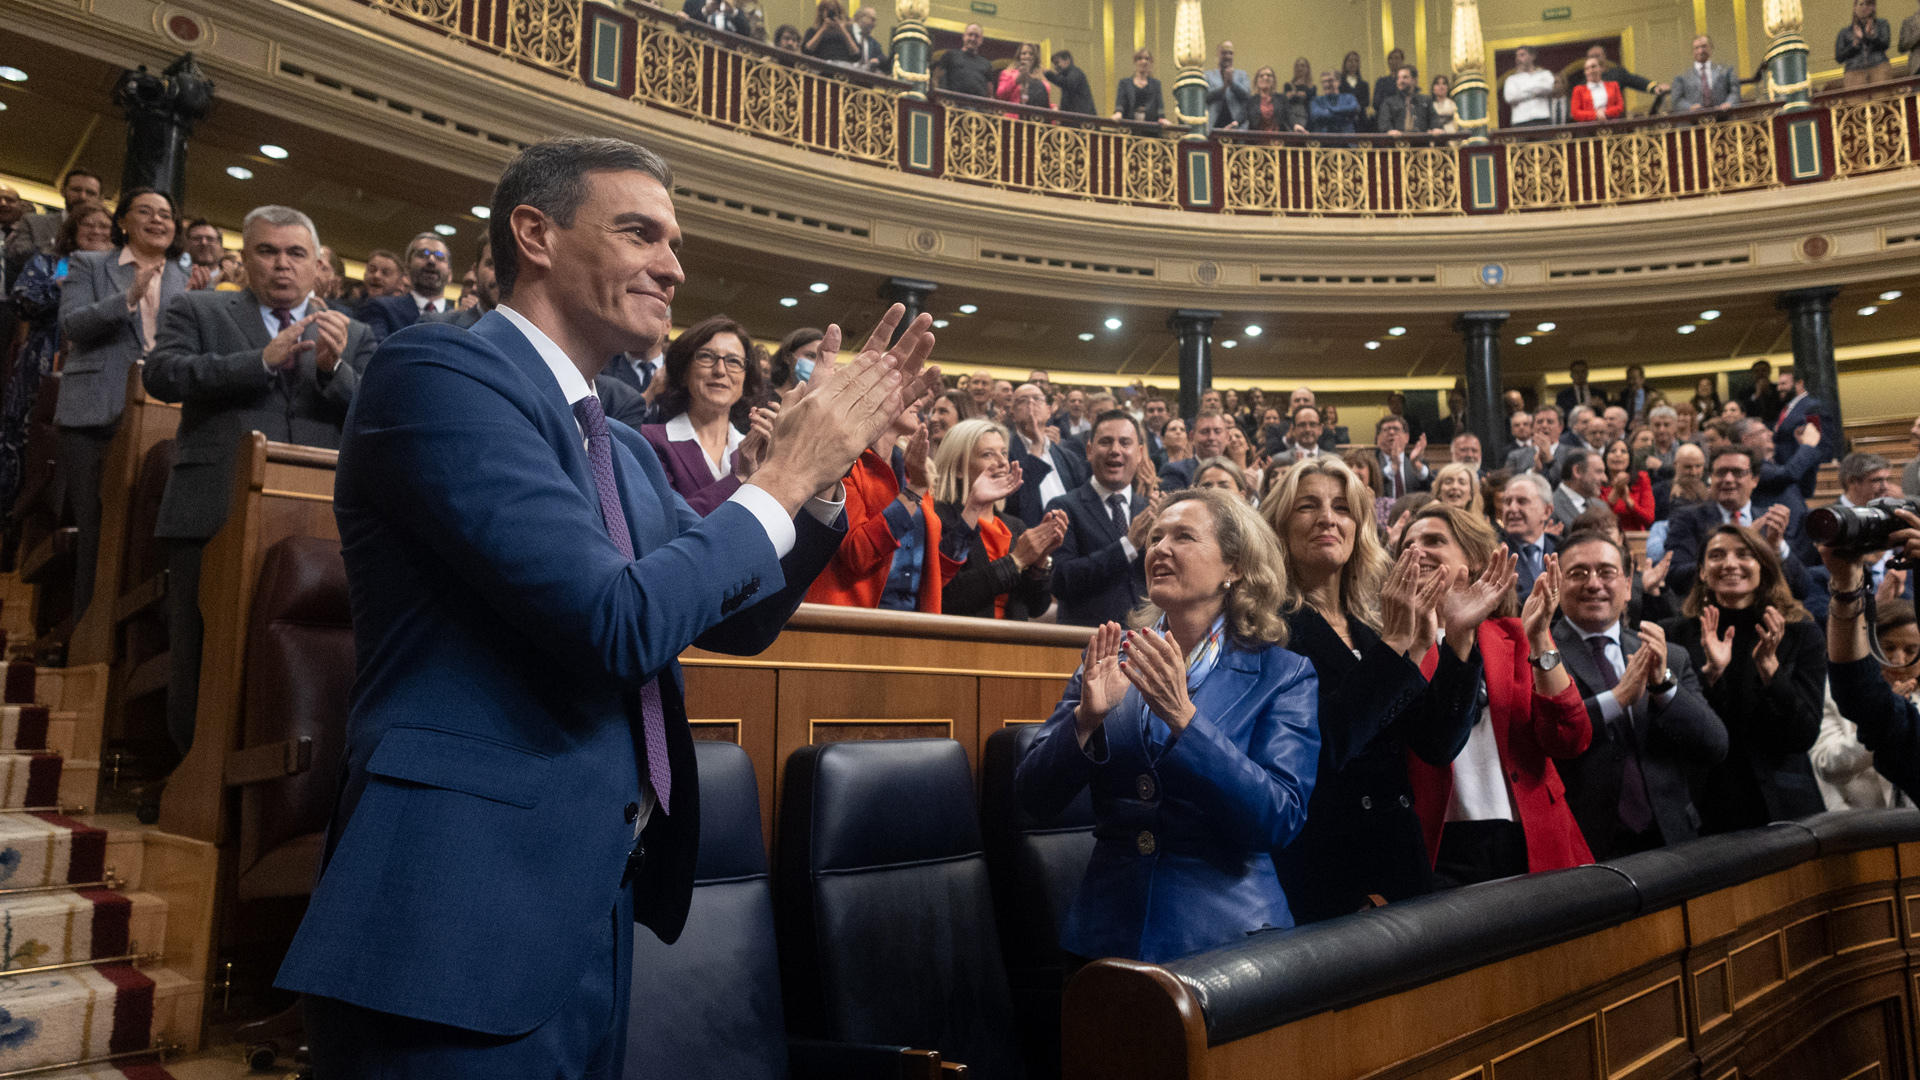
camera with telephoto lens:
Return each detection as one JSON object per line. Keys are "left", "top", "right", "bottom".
{"left": 1806, "top": 497, "right": 1920, "bottom": 556}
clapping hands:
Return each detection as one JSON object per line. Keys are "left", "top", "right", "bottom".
{"left": 1438, "top": 552, "right": 1519, "bottom": 660}
{"left": 1012, "top": 509, "right": 1068, "bottom": 571}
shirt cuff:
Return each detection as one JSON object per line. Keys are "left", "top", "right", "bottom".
{"left": 1655, "top": 685, "right": 1678, "bottom": 707}
{"left": 730, "top": 484, "right": 798, "bottom": 558}
{"left": 1596, "top": 689, "right": 1624, "bottom": 725}
{"left": 1119, "top": 537, "right": 1139, "bottom": 561}
{"left": 803, "top": 484, "right": 845, "bottom": 527}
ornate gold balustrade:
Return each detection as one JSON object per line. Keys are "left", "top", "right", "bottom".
{"left": 355, "top": 0, "right": 1916, "bottom": 217}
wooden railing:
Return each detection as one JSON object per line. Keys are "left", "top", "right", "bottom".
{"left": 354, "top": 0, "right": 1920, "bottom": 218}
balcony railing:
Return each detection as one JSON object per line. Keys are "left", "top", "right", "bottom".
{"left": 364, "top": 0, "right": 1920, "bottom": 217}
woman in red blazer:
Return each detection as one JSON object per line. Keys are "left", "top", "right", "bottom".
{"left": 1570, "top": 56, "right": 1625, "bottom": 122}
{"left": 1400, "top": 503, "right": 1595, "bottom": 885}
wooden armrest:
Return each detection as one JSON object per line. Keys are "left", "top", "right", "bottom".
{"left": 225, "top": 737, "right": 314, "bottom": 786}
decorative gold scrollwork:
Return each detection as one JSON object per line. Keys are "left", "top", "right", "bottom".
{"left": 1036, "top": 126, "right": 1091, "bottom": 194}
{"left": 1401, "top": 147, "right": 1458, "bottom": 212}
{"left": 1834, "top": 101, "right": 1910, "bottom": 175}
{"left": 1603, "top": 132, "right": 1668, "bottom": 201}
{"left": 1314, "top": 148, "right": 1368, "bottom": 212}
{"left": 1123, "top": 137, "right": 1175, "bottom": 204}
{"left": 743, "top": 61, "right": 803, "bottom": 139}
{"left": 1507, "top": 141, "right": 1568, "bottom": 208}
{"left": 635, "top": 24, "right": 701, "bottom": 108}
{"left": 1224, "top": 146, "right": 1279, "bottom": 210}
{"left": 841, "top": 88, "right": 897, "bottom": 162}
{"left": 946, "top": 110, "right": 1000, "bottom": 180}
{"left": 508, "top": 0, "right": 579, "bottom": 72}
{"left": 377, "top": 0, "right": 460, "bottom": 30}
{"left": 1706, "top": 120, "right": 1775, "bottom": 191}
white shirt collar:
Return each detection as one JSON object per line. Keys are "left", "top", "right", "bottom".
{"left": 1557, "top": 482, "right": 1590, "bottom": 510}
{"left": 497, "top": 304, "right": 595, "bottom": 408}
{"left": 259, "top": 295, "right": 313, "bottom": 327}
{"left": 1091, "top": 476, "right": 1131, "bottom": 502}
{"left": 1582, "top": 619, "right": 1623, "bottom": 648}
{"left": 1719, "top": 500, "right": 1754, "bottom": 523}
{"left": 412, "top": 291, "right": 443, "bottom": 311}
{"left": 665, "top": 413, "right": 745, "bottom": 481}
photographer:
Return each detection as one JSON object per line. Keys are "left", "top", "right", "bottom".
{"left": 1823, "top": 506, "right": 1920, "bottom": 801}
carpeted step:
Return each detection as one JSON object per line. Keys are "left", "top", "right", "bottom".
{"left": 0, "top": 813, "right": 111, "bottom": 890}
{"left": 0, "top": 889, "right": 166, "bottom": 972}
{"left": 0, "top": 755, "right": 63, "bottom": 810}
{"left": 0, "top": 706, "right": 51, "bottom": 753}
{"left": 0, "top": 962, "right": 192, "bottom": 1075}
{"left": 37, "top": 1061, "right": 181, "bottom": 1079}
{"left": 5, "top": 658, "right": 34, "bottom": 706}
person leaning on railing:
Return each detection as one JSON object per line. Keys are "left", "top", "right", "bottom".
{"left": 1044, "top": 50, "right": 1098, "bottom": 115}
{"left": 1825, "top": 513, "right": 1920, "bottom": 806}
{"left": 933, "top": 22, "right": 996, "bottom": 99}
{"left": 1570, "top": 55, "right": 1626, "bottom": 122}
{"left": 1113, "top": 48, "right": 1169, "bottom": 124}
{"left": 1309, "top": 70, "right": 1360, "bottom": 133}
{"left": 1503, "top": 45, "right": 1556, "bottom": 128}
{"left": 772, "top": 23, "right": 802, "bottom": 52}
{"left": 997, "top": 42, "right": 1051, "bottom": 110}
{"left": 931, "top": 417, "right": 1065, "bottom": 620}
{"left": 1837, "top": 0, "right": 1896, "bottom": 87}
{"left": 1429, "top": 75, "right": 1459, "bottom": 133}
{"left": 802, "top": 0, "right": 859, "bottom": 65}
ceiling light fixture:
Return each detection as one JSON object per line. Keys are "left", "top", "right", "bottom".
{"left": 1677, "top": 325, "right": 1697, "bottom": 334}
{"left": 226, "top": 166, "right": 253, "bottom": 180}
{"left": 1536, "top": 321, "right": 1556, "bottom": 332}
{"left": 0, "top": 67, "right": 27, "bottom": 83}
{"left": 1858, "top": 306, "right": 1879, "bottom": 316}
{"left": 470, "top": 206, "right": 491, "bottom": 219}
{"left": 1364, "top": 341, "right": 1380, "bottom": 350}
{"left": 1078, "top": 332, "right": 1094, "bottom": 341}
{"left": 778, "top": 297, "right": 799, "bottom": 307}
{"left": 1699, "top": 309, "right": 1721, "bottom": 320}
{"left": 1880, "top": 290, "right": 1903, "bottom": 301}
{"left": 958, "top": 303, "right": 978, "bottom": 314}
{"left": 433, "top": 224, "right": 457, "bottom": 236}
{"left": 1220, "top": 340, "right": 1238, "bottom": 349}
{"left": 932, "top": 319, "right": 949, "bottom": 328}
{"left": 1244, "top": 325, "right": 1263, "bottom": 337}
{"left": 1104, "top": 317, "right": 1122, "bottom": 330}
{"left": 1388, "top": 326, "right": 1407, "bottom": 336}
{"left": 1515, "top": 335, "right": 1533, "bottom": 344}
{"left": 809, "top": 282, "right": 829, "bottom": 294}
{"left": 259, "top": 144, "right": 289, "bottom": 159}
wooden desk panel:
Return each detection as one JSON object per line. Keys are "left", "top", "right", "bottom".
{"left": 682, "top": 665, "right": 777, "bottom": 848}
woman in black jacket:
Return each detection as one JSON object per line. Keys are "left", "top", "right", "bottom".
{"left": 1263, "top": 457, "right": 1492, "bottom": 923}
{"left": 1112, "top": 48, "right": 1167, "bottom": 123}
{"left": 1661, "top": 523, "right": 1826, "bottom": 833}
{"left": 931, "top": 418, "right": 1067, "bottom": 620}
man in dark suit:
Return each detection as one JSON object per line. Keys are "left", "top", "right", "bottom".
{"left": 682, "top": 0, "right": 750, "bottom": 34}
{"left": 1048, "top": 410, "right": 1151, "bottom": 627}
{"left": 1664, "top": 446, "right": 1820, "bottom": 603}
{"left": 1371, "top": 414, "right": 1429, "bottom": 499}
{"left": 1738, "top": 359, "right": 1782, "bottom": 426}
{"left": 1140, "top": 395, "right": 1169, "bottom": 468}
{"left": 277, "top": 137, "right": 938, "bottom": 1076}
{"left": 1739, "top": 415, "right": 1822, "bottom": 506}
{"left": 1556, "top": 360, "right": 1606, "bottom": 416}
{"left": 1374, "top": 65, "right": 1437, "bottom": 132}
{"left": 1159, "top": 408, "right": 1232, "bottom": 490}
{"left": 357, "top": 232, "right": 454, "bottom": 342}
{"left": 1500, "top": 472, "right": 1558, "bottom": 600}
{"left": 144, "top": 205, "right": 376, "bottom": 758}
{"left": 1770, "top": 367, "right": 1839, "bottom": 493}
{"left": 1651, "top": 442, "right": 1707, "bottom": 521}
{"left": 848, "top": 6, "right": 888, "bottom": 72}
{"left": 1044, "top": 49, "right": 1098, "bottom": 115}
{"left": 1551, "top": 534, "right": 1727, "bottom": 860}
{"left": 1005, "top": 382, "right": 1089, "bottom": 527}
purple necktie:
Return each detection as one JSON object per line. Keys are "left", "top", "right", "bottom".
{"left": 573, "top": 395, "right": 671, "bottom": 814}
{"left": 270, "top": 308, "right": 297, "bottom": 390}
{"left": 1585, "top": 636, "right": 1653, "bottom": 834}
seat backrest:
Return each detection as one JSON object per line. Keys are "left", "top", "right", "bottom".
{"left": 236, "top": 534, "right": 352, "bottom": 900}
{"left": 626, "top": 739, "right": 788, "bottom": 1080}
{"left": 778, "top": 739, "right": 1024, "bottom": 1080}
{"left": 121, "top": 438, "right": 175, "bottom": 589}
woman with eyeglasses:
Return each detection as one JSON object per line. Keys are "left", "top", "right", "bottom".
{"left": 640, "top": 315, "right": 776, "bottom": 516}
{"left": 57, "top": 187, "right": 189, "bottom": 615}
{"left": 1661, "top": 524, "right": 1826, "bottom": 834}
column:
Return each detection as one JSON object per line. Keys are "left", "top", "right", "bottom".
{"left": 110, "top": 54, "right": 214, "bottom": 209}
{"left": 890, "top": 0, "right": 931, "bottom": 100}
{"left": 1168, "top": 309, "right": 1220, "bottom": 420}
{"left": 1762, "top": 0, "right": 1812, "bottom": 107}
{"left": 1448, "top": 0, "right": 1490, "bottom": 143}
{"left": 1778, "top": 286, "right": 1843, "bottom": 451}
{"left": 1171, "top": 0, "right": 1209, "bottom": 139}
{"left": 879, "top": 277, "right": 938, "bottom": 343}
{"left": 1454, "top": 311, "right": 1509, "bottom": 454}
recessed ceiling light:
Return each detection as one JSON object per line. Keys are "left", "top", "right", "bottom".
{"left": 1858, "top": 306, "right": 1879, "bottom": 316}
{"left": 809, "top": 282, "right": 829, "bottom": 293}
{"left": 1244, "top": 325, "right": 1263, "bottom": 337}
{"left": 0, "top": 102, "right": 8, "bottom": 112}
{"left": 1078, "top": 332, "right": 1094, "bottom": 341}
{"left": 0, "top": 67, "right": 27, "bottom": 83}
{"left": 1677, "top": 325, "right": 1697, "bottom": 334}
{"left": 778, "top": 297, "right": 799, "bottom": 307}
{"left": 1364, "top": 341, "right": 1380, "bottom": 350}
{"left": 1104, "top": 317, "right": 1122, "bottom": 330}
{"left": 1880, "top": 290, "right": 1903, "bottom": 301}
{"left": 1515, "top": 335, "right": 1533, "bottom": 344}
{"left": 1536, "top": 321, "right": 1556, "bottom": 332}
{"left": 931, "top": 319, "right": 949, "bottom": 328}
{"left": 958, "top": 303, "right": 978, "bottom": 314}
{"left": 258, "top": 144, "right": 289, "bottom": 160}
{"left": 433, "top": 224, "right": 457, "bottom": 236}
{"left": 470, "top": 205, "right": 491, "bottom": 219}
{"left": 1220, "top": 340, "right": 1238, "bottom": 349}
{"left": 226, "top": 166, "right": 254, "bottom": 180}
{"left": 1699, "top": 309, "right": 1721, "bottom": 320}
{"left": 1388, "top": 326, "right": 1407, "bottom": 336}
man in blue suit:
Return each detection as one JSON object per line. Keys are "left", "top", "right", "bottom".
{"left": 1771, "top": 366, "right": 1838, "bottom": 497}
{"left": 1049, "top": 410, "right": 1152, "bottom": 626}
{"left": 356, "top": 232, "right": 453, "bottom": 342}
{"left": 277, "top": 137, "right": 940, "bottom": 1077}
{"left": 1665, "top": 446, "right": 1820, "bottom": 603}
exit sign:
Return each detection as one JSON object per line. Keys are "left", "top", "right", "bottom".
{"left": 1542, "top": 6, "right": 1571, "bottom": 19}
{"left": 971, "top": 0, "right": 996, "bottom": 13}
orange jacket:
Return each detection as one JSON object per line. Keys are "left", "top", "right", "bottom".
{"left": 805, "top": 449, "right": 963, "bottom": 612}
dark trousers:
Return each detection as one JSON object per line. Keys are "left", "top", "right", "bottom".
{"left": 164, "top": 539, "right": 206, "bottom": 758}
{"left": 306, "top": 889, "right": 634, "bottom": 1079}
{"left": 55, "top": 424, "right": 115, "bottom": 617}
{"left": 1432, "top": 820, "right": 1529, "bottom": 889}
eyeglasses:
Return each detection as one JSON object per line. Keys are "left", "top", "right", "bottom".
{"left": 1711, "top": 467, "right": 1751, "bottom": 479}
{"left": 691, "top": 349, "right": 746, "bottom": 373}
{"left": 1561, "top": 565, "right": 1623, "bottom": 585}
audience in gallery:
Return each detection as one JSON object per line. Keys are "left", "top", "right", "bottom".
{"left": 1375, "top": 65, "right": 1441, "bottom": 135}
{"left": 1113, "top": 48, "right": 1169, "bottom": 125}
{"left": 1570, "top": 55, "right": 1626, "bottom": 123}
{"left": 1905, "top": 1, "right": 1920, "bottom": 77}
{"left": 1429, "top": 76, "right": 1460, "bottom": 133}
{"left": 772, "top": 23, "right": 803, "bottom": 52}
{"left": 1671, "top": 34, "right": 1742, "bottom": 111}
{"left": 1309, "top": 70, "right": 1361, "bottom": 133}
{"left": 1837, "top": 0, "right": 1896, "bottom": 87}
{"left": 1503, "top": 46, "right": 1557, "bottom": 128}
{"left": 930, "top": 418, "right": 1065, "bottom": 620}
{"left": 847, "top": 5, "right": 887, "bottom": 72}
{"left": 801, "top": 0, "right": 859, "bottom": 65}
{"left": 683, "top": 0, "right": 750, "bottom": 35}
{"left": 1203, "top": 40, "right": 1252, "bottom": 130}
{"left": 932, "top": 23, "right": 996, "bottom": 99}
{"left": 1045, "top": 51, "right": 1099, "bottom": 116}
{"left": 1338, "top": 51, "right": 1372, "bottom": 116}
{"left": 996, "top": 42, "right": 1051, "bottom": 110}
{"left": 640, "top": 315, "right": 776, "bottom": 516}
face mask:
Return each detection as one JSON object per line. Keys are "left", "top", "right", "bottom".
{"left": 792, "top": 357, "right": 815, "bottom": 383}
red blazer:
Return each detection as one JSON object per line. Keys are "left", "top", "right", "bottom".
{"left": 805, "top": 449, "right": 961, "bottom": 613}
{"left": 1607, "top": 471, "right": 1656, "bottom": 530}
{"left": 1571, "top": 82, "right": 1625, "bottom": 122}
{"left": 1406, "top": 618, "right": 1595, "bottom": 874}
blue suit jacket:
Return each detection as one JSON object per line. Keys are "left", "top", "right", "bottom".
{"left": 1015, "top": 642, "right": 1319, "bottom": 963}
{"left": 276, "top": 312, "right": 842, "bottom": 1035}
{"left": 1772, "top": 396, "right": 1833, "bottom": 498}
{"left": 357, "top": 294, "right": 428, "bottom": 344}
{"left": 1664, "top": 499, "right": 1816, "bottom": 600}
{"left": 1047, "top": 481, "right": 1147, "bottom": 627}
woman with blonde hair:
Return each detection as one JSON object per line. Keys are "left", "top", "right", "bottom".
{"left": 1431, "top": 460, "right": 1483, "bottom": 517}
{"left": 1262, "top": 457, "right": 1493, "bottom": 922}
{"left": 1018, "top": 488, "right": 1318, "bottom": 961}
{"left": 931, "top": 418, "right": 1067, "bottom": 620}
{"left": 1192, "top": 455, "right": 1254, "bottom": 502}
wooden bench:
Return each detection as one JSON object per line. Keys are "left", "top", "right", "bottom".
{"left": 69, "top": 364, "right": 180, "bottom": 667}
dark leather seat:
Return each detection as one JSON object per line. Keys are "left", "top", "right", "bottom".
{"left": 980, "top": 724, "right": 1095, "bottom": 1078}
{"left": 778, "top": 738, "right": 1025, "bottom": 1080}
{"left": 234, "top": 535, "right": 352, "bottom": 902}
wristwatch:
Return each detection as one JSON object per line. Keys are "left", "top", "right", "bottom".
{"left": 1528, "top": 650, "right": 1562, "bottom": 672}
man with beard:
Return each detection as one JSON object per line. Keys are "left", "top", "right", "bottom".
{"left": 359, "top": 232, "right": 453, "bottom": 341}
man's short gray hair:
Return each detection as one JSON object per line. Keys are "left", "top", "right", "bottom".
{"left": 242, "top": 205, "right": 320, "bottom": 251}
{"left": 1839, "top": 452, "right": 1891, "bottom": 489}
{"left": 1508, "top": 471, "right": 1552, "bottom": 504}
{"left": 1568, "top": 404, "right": 1594, "bottom": 424}
{"left": 489, "top": 136, "right": 674, "bottom": 298}
{"left": 1648, "top": 405, "right": 1677, "bottom": 423}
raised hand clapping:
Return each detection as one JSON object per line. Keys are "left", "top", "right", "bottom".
{"left": 1074, "top": 622, "right": 1130, "bottom": 743}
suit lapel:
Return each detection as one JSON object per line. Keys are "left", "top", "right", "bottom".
{"left": 469, "top": 310, "right": 600, "bottom": 514}
{"left": 1078, "top": 485, "right": 1120, "bottom": 544}
{"left": 229, "top": 290, "right": 274, "bottom": 351}
{"left": 1178, "top": 648, "right": 1262, "bottom": 760}
{"left": 1553, "top": 619, "right": 1606, "bottom": 695}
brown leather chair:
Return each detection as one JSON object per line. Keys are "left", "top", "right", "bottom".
{"left": 231, "top": 534, "right": 352, "bottom": 903}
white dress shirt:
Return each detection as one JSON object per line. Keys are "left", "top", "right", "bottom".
{"left": 257, "top": 296, "right": 315, "bottom": 372}
{"left": 1581, "top": 619, "right": 1677, "bottom": 725}
{"left": 1556, "top": 483, "right": 1591, "bottom": 516}
{"left": 1091, "top": 477, "right": 1140, "bottom": 560}
{"left": 1026, "top": 433, "right": 1069, "bottom": 510}
{"left": 1503, "top": 68, "right": 1556, "bottom": 124}
{"left": 1586, "top": 80, "right": 1610, "bottom": 114}
{"left": 665, "top": 412, "right": 744, "bottom": 482}
{"left": 411, "top": 291, "right": 446, "bottom": 315}
{"left": 1718, "top": 500, "right": 1792, "bottom": 559}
